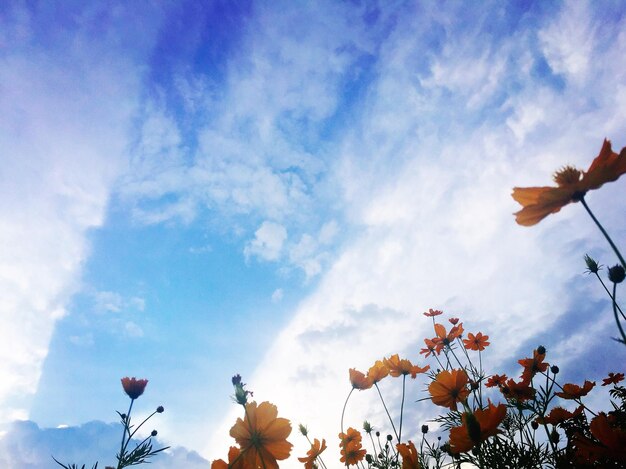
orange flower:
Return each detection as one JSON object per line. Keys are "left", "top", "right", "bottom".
{"left": 463, "top": 332, "right": 490, "bottom": 351}
{"left": 536, "top": 405, "right": 583, "bottom": 426}
{"left": 602, "top": 372, "right": 625, "bottom": 386}
{"left": 229, "top": 401, "right": 293, "bottom": 469}
{"left": 574, "top": 412, "right": 626, "bottom": 463}
{"left": 433, "top": 323, "right": 464, "bottom": 348}
{"left": 428, "top": 369, "right": 470, "bottom": 411}
{"left": 396, "top": 440, "right": 421, "bottom": 468}
{"left": 424, "top": 308, "right": 443, "bottom": 317}
{"left": 121, "top": 377, "right": 148, "bottom": 400}
{"left": 349, "top": 368, "right": 373, "bottom": 390}
{"left": 449, "top": 317, "right": 460, "bottom": 325}
{"left": 298, "top": 438, "right": 327, "bottom": 469}
{"left": 555, "top": 380, "right": 595, "bottom": 399}
{"left": 384, "top": 354, "right": 430, "bottom": 378}
{"left": 501, "top": 377, "right": 535, "bottom": 402}
{"left": 518, "top": 348, "right": 549, "bottom": 381}
{"left": 367, "top": 360, "right": 389, "bottom": 384}
{"left": 339, "top": 428, "right": 366, "bottom": 465}
{"left": 420, "top": 338, "right": 442, "bottom": 357}
{"left": 211, "top": 446, "right": 245, "bottom": 469}
{"left": 449, "top": 402, "right": 507, "bottom": 453}
{"left": 485, "top": 374, "right": 507, "bottom": 388}
{"left": 512, "top": 139, "right": 626, "bottom": 226}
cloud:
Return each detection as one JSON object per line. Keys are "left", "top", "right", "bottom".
{"left": 0, "top": 2, "right": 162, "bottom": 428}
{"left": 206, "top": 1, "right": 626, "bottom": 461}
{"left": 271, "top": 288, "right": 284, "bottom": 303}
{"left": 244, "top": 221, "right": 288, "bottom": 262}
{"left": 0, "top": 420, "right": 210, "bottom": 469}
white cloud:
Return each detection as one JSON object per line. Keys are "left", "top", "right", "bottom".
{"left": 124, "top": 321, "right": 144, "bottom": 339}
{"left": 244, "top": 221, "right": 288, "bottom": 262}
{"left": 206, "top": 2, "right": 626, "bottom": 463}
{"left": 0, "top": 3, "right": 160, "bottom": 429}
{"left": 271, "top": 288, "right": 284, "bottom": 303}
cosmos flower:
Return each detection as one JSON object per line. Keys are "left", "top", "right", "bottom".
{"left": 555, "top": 380, "right": 595, "bottom": 399}
{"left": 339, "top": 428, "right": 366, "bottom": 465}
{"left": 512, "top": 139, "right": 626, "bottom": 226}
{"left": 485, "top": 374, "right": 507, "bottom": 388}
{"left": 121, "top": 377, "right": 148, "bottom": 400}
{"left": 602, "top": 372, "right": 625, "bottom": 386}
{"left": 574, "top": 412, "right": 626, "bottom": 463}
{"left": 428, "top": 369, "right": 470, "bottom": 411}
{"left": 424, "top": 308, "right": 443, "bottom": 317}
{"left": 449, "top": 402, "right": 507, "bottom": 453}
{"left": 432, "top": 323, "right": 464, "bottom": 348}
{"left": 420, "top": 338, "right": 441, "bottom": 357}
{"left": 518, "top": 348, "right": 549, "bottom": 382}
{"left": 211, "top": 446, "right": 245, "bottom": 469}
{"left": 229, "top": 401, "right": 292, "bottom": 469}
{"left": 396, "top": 440, "right": 421, "bottom": 468}
{"left": 463, "top": 332, "right": 490, "bottom": 351}
{"left": 349, "top": 368, "right": 373, "bottom": 390}
{"left": 367, "top": 360, "right": 389, "bottom": 384}
{"left": 298, "top": 438, "right": 327, "bottom": 469}
{"left": 383, "top": 354, "right": 430, "bottom": 378}
{"left": 535, "top": 406, "right": 584, "bottom": 426}
{"left": 501, "top": 377, "right": 535, "bottom": 402}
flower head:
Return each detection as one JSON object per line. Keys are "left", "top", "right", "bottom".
{"left": 602, "top": 372, "right": 625, "bottom": 386}
{"left": 608, "top": 264, "right": 626, "bottom": 284}
{"left": 428, "top": 369, "right": 470, "bottom": 411}
{"left": 396, "top": 440, "right": 421, "bottom": 468}
{"left": 298, "top": 438, "right": 327, "bottom": 469}
{"left": 485, "top": 374, "right": 507, "bottom": 388}
{"left": 349, "top": 368, "right": 373, "bottom": 390}
{"left": 367, "top": 360, "right": 389, "bottom": 384}
{"left": 383, "top": 354, "right": 429, "bottom": 378}
{"left": 501, "top": 377, "right": 535, "bottom": 402}
{"left": 512, "top": 139, "right": 626, "bottom": 226}
{"left": 555, "top": 380, "right": 595, "bottom": 399}
{"left": 449, "top": 402, "right": 507, "bottom": 453}
{"left": 536, "top": 405, "right": 584, "bottom": 426}
{"left": 463, "top": 332, "right": 490, "bottom": 351}
{"left": 518, "top": 348, "right": 549, "bottom": 382}
{"left": 229, "top": 401, "right": 293, "bottom": 469}
{"left": 424, "top": 308, "right": 443, "bottom": 317}
{"left": 339, "top": 428, "right": 366, "bottom": 465}
{"left": 121, "top": 377, "right": 148, "bottom": 400}
{"left": 433, "top": 323, "right": 464, "bottom": 348}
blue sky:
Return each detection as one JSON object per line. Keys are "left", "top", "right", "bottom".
{"left": 1, "top": 0, "right": 626, "bottom": 467}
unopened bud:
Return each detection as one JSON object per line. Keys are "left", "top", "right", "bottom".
{"left": 584, "top": 254, "right": 600, "bottom": 274}
{"left": 156, "top": 406, "right": 164, "bottom": 413}
{"left": 537, "top": 345, "right": 546, "bottom": 355}
{"left": 531, "top": 421, "right": 539, "bottom": 430}
{"left": 299, "top": 424, "right": 308, "bottom": 436}
{"left": 151, "top": 430, "right": 158, "bottom": 437}
{"left": 550, "top": 366, "right": 559, "bottom": 374}
{"left": 421, "top": 424, "right": 429, "bottom": 434}
{"left": 608, "top": 265, "right": 625, "bottom": 284}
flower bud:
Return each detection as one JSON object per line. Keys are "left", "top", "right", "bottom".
{"left": 421, "top": 424, "right": 429, "bottom": 434}
{"left": 386, "top": 434, "right": 393, "bottom": 441}
{"left": 584, "top": 254, "right": 600, "bottom": 274}
{"left": 363, "top": 421, "right": 372, "bottom": 434}
{"left": 550, "top": 429, "right": 560, "bottom": 444}
{"left": 537, "top": 345, "right": 546, "bottom": 355}
{"left": 531, "top": 421, "right": 539, "bottom": 430}
{"left": 298, "top": 424, "right": 308, "bottom": 436}
{"left": 366, "top": 454, "right": 373, "bottom": 464}
{"left": 156, "top": 406, "right": 164, "bottom": 413}
{"left": 151, "top": 430, "right": 158, "bottom": 437}
{"left": 375, "top": 431, "right": 380, "bottom": 437}
{"left": 608, "top": 265, "right": 625, "bottom": 284}
{"left": 550, "top": 366, "right": 559, "bottom": 374}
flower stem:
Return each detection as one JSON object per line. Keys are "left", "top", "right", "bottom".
{"left": 612, "top": 283, "right": 626, "bottom": 345}
{"left": 398, "top": 375, "right": 406, "bottom": 443}
{"left": 580, "top": 197, "right": 626, "bottom": 269}
{"left": 594, "top": 272, "right": 626, "bottom": 321}
{"left": 117, "top": 399, "right": 134, "bottom": 469}
{"left": 374, "top": 383, "right": 399, "bottom": 442}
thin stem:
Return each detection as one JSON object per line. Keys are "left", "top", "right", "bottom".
{"left": 580, "top": 197, "right": 626, "bottom": 269}
{"left": 595, "top": 272, "right": 626, "bottom": 321}
{"left": 117, "top": 399, "right": 134, "bottom": 469}
{"left": 374, "top": 383, "right": 400, "bottom": 442}
{"left": 340, "top": 388, "right": 354, "bottom": 469}
{"left": 612, "top": 283, "right": 626, "bottom": 345}
{"left": 398, "top": 375, "right": 406, "bottom": 443}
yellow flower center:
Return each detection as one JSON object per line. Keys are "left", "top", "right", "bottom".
{"left": 553, "top": 166, "right": 582, "bottom": 186}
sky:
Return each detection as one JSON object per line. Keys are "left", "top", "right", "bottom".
{"left": 1, "top": 0, "right": 626, "bottom": 467}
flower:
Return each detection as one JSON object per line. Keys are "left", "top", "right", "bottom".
{"left": 518, "top": 348, "right": 549, "bottom": 382}
{"left": 608, "top": 264, "right": 626, "bottom": 283}
{"left": 428, "top": 369, "right": 470, "bottom": 411}
{"left": 485, "top": 374, "right": 507, "bottom": 388}
{"left": 501, "top": 377, "right": 535, "bottom": 402}
{"left": 229, "top": 401, "right": 292, "bottom": 469}
{"left": 396, "top": 440, "right": 421, "bottom": 468}
{"left": 536, "top": 405, "right": 584, "bottom": 426}
{"left": 420, "top": 338, "right": 441, "bottom": 357}
{"left": 449, "top": 402, "right": 507, "bottom": 453}
{"left": 349, "top": 368, "right": 373, "bottom": 390}
{"left": 424, "top": 308, "right": 443, "bottom": 317}
{"left": 339, "top": 428, "right": 366, "bottom": 465}
{"left": 367, "top": 360, "right": 389, "bottom": 384}
{"left": 298, "top": 438, "right": 327, "bottom": 469}
{"left": 463, "top": 332, "right": 490, "bottom": 351}
{"left": 384, "top": 354, "right": 430, "bottom": 378}
{"left": 449, "top": 317, "right": 460, "bottom": 325}
{"left": 602, "top": 372, "right": 625, "bottom": 386}
{"left": 211, "top": 446, "right": 245, "bottom": 469}
{"left": 574, "top": 412, "right": 626, "bottom": 463}
{"left": 433, "top": 323, "right": 464, "bottom": 348}
{"left": 121, "top": 377, "right": 148, "bottom": 400}
{"left": 512, "top": 139, "right": 626, "bottom": 226}
{"left": 555, "top": 380, "right": 595, "bottom": 399}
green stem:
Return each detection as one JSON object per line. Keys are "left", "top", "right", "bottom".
{"left": 340, "top": 388, "right": 354, "bottom": 469}
{"left": 594, "top": 272, "right": 626, "bottom": 321}
{"left": 374, "top": 383, "right": 400, "bottom": 443}
{"left": 117, "top": 399, "right": 134, "bottom": 469}
{"left": 612, "top": 283, "right": 626, "bottom": 345}
{"left": 398, "top": 375, "right": 406, "bottom": 443}
{"left": 580, "top": 197, "right": 626, "bottom": 269}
